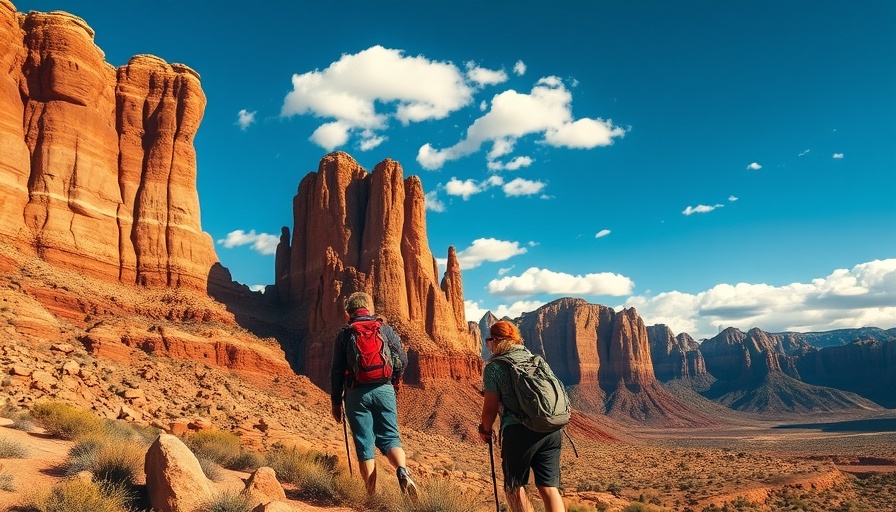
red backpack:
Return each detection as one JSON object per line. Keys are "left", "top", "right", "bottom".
{"left": 346, "top": 319, "right": 394, "bottom": 385}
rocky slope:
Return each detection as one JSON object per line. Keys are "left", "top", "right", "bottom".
{"left": 796, "top": 338, "right": 896, "bottom": 408}
{"left": 272, "top": 152, "right": 481, "bottom": 389}
{"left": 0, "top": 1, "right": 219, "bottom": 292}
{"left": 646, "top": 324, "right": 707, "bottom": 381}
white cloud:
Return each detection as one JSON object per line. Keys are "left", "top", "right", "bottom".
{"left": 625, "top": 259, "right": 896, "bottom": 340}
{"left": 359, "top": 130, "right": 386, "bottom": 151}
{"left": 466, "top": 62, "right": 508, "bottom": 86}
{"left": 595, "top": 229, "right": 611, "bottom": 238}
{"left": 425, "top": 190, "right": 445, "bottom": 212}
{"left": 728, "top": 195, "right": 738, "bottom": 202}
{"left": 682, "top": 203, "right": 724, "bottom": 216}
{"left": 489, "top": 155, "right": 533, "bottom": 171}
{"left": 416, "top": 76, "right": 625, "bottom": 170}
{"left": 445, "top": 238, "right": 529, "bottom": 270}
{"left": 747, "top": 162, "right": 762, "bottom": 170}
{"left": 216, "top": 230, "right": 279, "bottom": 255}
{"left": 464, "top": 299, "right": 546, "bottom": 323}
{"left": 236, "top": 109, "right": 256, "bottom": 130}
{"left": 282, "top": 45, "right": 473, "bottom": 149}
{"left": 799, "top": 149, "right": 811, "bottom": 157}
{"left": 445, "top": 177, "right": 486, "bottom": 200}
{"left": 249, "top": 285, "right": 266, "bottom": 293}
{"left": 488, "top": 267, "right": 635, "bottom": 298}
{"left": 503, "top": 177, "right": 546, "bottom": 197}
{"left": 833, "top": 153, "right": 844, "bottom": 159}
{"left": 498, "top": 266, "right": 514, "bottom": 275}
{"left": 513, "top": 60, "right": 526, "bottom": 76}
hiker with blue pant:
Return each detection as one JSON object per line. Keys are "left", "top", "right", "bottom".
{"left": 330, "top": 291, "right": 419, "bottom": 498}
{"left": 479, "top": 320, "right": 567, "bottom": 512}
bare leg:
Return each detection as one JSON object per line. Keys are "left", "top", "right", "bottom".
{"left": 505, "top": 485, "right": 535, "bottom": 512}
{"left": 536, "top": 485, "right": 565, "bottom": 512}
{"left": 358, "top": 459, "right": 376, "bottom": 495}
{"left": 384, "top": 446, "right": 407, "bottom": 470}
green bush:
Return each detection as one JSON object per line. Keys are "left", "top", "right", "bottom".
{"left": 30, "top": 402, "right": 104, "bottom": 440}
{"left": 0, "top": 436, "right": 28, "bottom": 458}
{"left": 24, "top": 478, "right": 133, "bottom": 512}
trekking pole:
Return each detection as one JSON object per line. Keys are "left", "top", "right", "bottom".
{"left": 487, "top": 436, "right": 499, "bottom": 512}
{"left": 563, "top": 428, "right": 579, "bottom": 458}
{"left": 342, "top": 405, "right": 353, "bottom": 476}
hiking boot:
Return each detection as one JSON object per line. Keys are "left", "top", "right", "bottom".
{"left": 397, "top": 466, "right": 419, "bottom": 500}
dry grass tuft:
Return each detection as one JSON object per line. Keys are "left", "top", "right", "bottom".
{"left": 195, "top": 489, "right": 254, "bottom": 512}
{"left": 30, "top": 401, "right": 104, "bottom": 440}
{"left": 183, "top": 429, "right": 242, "bottom": 467}
{"left": 65, "top": 435, "right": 145, "bottom": 486}
{"left": 0, "top": 436, "right": 28, "bottom": 458}
{"left": 22, "top": 478, "right": 134, "bottom": 512}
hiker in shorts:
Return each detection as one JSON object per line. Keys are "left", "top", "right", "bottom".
{"left": 330, "top": 291, "right": 419, "bottom": 498}
{"left": 479, "top": 320, "right": 566, "bottom": 512}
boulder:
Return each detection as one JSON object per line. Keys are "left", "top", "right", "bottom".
{"left": 144, "top": 433, "right": 214, "bottom": 512}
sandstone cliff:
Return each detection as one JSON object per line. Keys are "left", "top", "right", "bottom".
{"left": 646, "top": 324, "right": 708, "bottom": 381}
{"left": 273, "top": 152, "right": 480, "bottom": 388}
{"left": 517, "top": 298, "right": 714, "bottom": 426}
{"left": 796, "top": 338, "right": 896, "bottom": 408}
{"left": 0, "top": 3, "right": 218, "bottom": 291}
{"left": 700, "top": 327, "right": 801, "bottom": 382}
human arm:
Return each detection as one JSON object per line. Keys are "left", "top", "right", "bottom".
{"left": 479, "top": 390, "right": 500, "bottom": 443}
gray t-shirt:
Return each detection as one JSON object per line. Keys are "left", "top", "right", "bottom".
{"left": 483, "top": 345, "right": 531, "bottom": 430}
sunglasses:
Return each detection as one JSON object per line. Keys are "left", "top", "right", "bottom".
{"left": 485, "top": 337, "right": 494, "bottom": 342}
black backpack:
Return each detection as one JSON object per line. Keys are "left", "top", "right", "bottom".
{"left": 490, "top": 350, "right": 570, "bottom": 432}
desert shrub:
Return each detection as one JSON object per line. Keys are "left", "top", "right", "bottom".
{"left": 0, "top": 436, "right": 28, "bottom": 458}
{"left": 65, "top": 436, "right": 144, "bottom": 486}
{"left": 196, "top": 489, "right": 253, "bottom": 512}
{"left": 100, "top": 418, "right": 159, "bottom": 444}
{"left": 30, "top": 402, "right": 103, "bottom": 440}
{"left": 198, "top": 458, "right": 225, "bottom": 481}
{"left": 23, "top": 478, "right": 133, "bottom": 512}
{"left": 263, "top": 443, "right": 348, "bottom": 503}
{"left": 1, "top": 404, "right": 35, "bottom": 432}
{"left": 401, "top": 478, "right": 481, "bottom": 512}
{"left": 183, "top": 429, "right": 241, "bottom": 466}
{"left": 623, "top": 502, "right": 665, "bottom": 512}
{"left": 566, "top": 498, "right": 600, "bottom": 512}
{"left": 0, "top": 463, "right": 14, "bottom": 492}
{"left": 228, "top": 449, "right": 264, "bottom": 471}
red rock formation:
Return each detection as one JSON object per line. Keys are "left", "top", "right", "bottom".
{"left": 647, "top": 324, "right": 708, "bottom": 381}
{"left": 0, "top": 5, "right": 217, "bottom": 291}
{"left": 701, "top": 327, "right": 800, "bottom": 381}
{"left": 796, "top": 338, "right": 896, "bottom": 408}
{"left": 275, "top": 152, "right": 480, "bottom": 388}
{"left": 518, "top": 298, "right": 713, "bottom": 426}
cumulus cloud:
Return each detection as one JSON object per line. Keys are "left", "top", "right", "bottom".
{"left": 747, "top": 162, "right": 762, "bottom": 170}
{"left": 488, "top": 267, "right": 635, "bottom": 298}
{"left": 833, "top": 153, "right": 844, "bottom": 159}
{"left": 216, "top": 230, "right": 279, "bottom": 255}
{"left": 444, "top": 238, "right": 529, "bottom": 270}
{"left": 417, "top": 76, "right": 625, "bottom": 170}
{"left": 249, "top": 285, "right": 266, "bottom": 293}
{"left": 236, "top": 109, "right": 256, "bottom": 130}
{"left": 464, "top": 299, "right": 545, "bottom": 323}
{"left": 425, "top": 190, "right": 445, "bottom": 212}
{"left": 595, "top": 229, "right": 611, "bottom": 238}
{"left": 682, "top": 204, "right": 724, "bottom": 216}
{"left": 513, "top": 60, "right": 526, "bottom": 76}
{"left": 728, "top": 195, "right": 738, "bottom": 202}
{"left": 445, "top": 177, "right": 486, "bottom": 200}
{"left": 282, "top": 45, "right": 473, "bottom": 150}
{"left": 503, "top": 178, "right": 546, "bottom": 197}
{"left": 466, "top": 62, "right": 508, "bottom": 86}
{"left": 624, "top": 259, "right": 896, "bottom": 341}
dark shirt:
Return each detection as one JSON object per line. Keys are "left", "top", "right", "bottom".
{"left": 330, "top": 315, "right": 407, "bottom": 408}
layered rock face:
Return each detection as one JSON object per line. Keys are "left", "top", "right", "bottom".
{"left": 517, "top": 298, "right": 711, "bottom": 425}
{"left": 796, "top": 338, "right": 896, "bottom": 408}
{"left": 700, "top": 327, "right": 800, "bottom": 381}
{"left": 646, "top": 324, "right": 707, "bottom": 381}
{"left": 0, "top": 4, "right": 217, "bottom": 291}
{"left": 274, "top": 152, "right": 480, "bottom": 388}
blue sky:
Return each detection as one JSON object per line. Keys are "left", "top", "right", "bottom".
{"left": 15, "top": 1, "right": 896, "bottom": 339}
